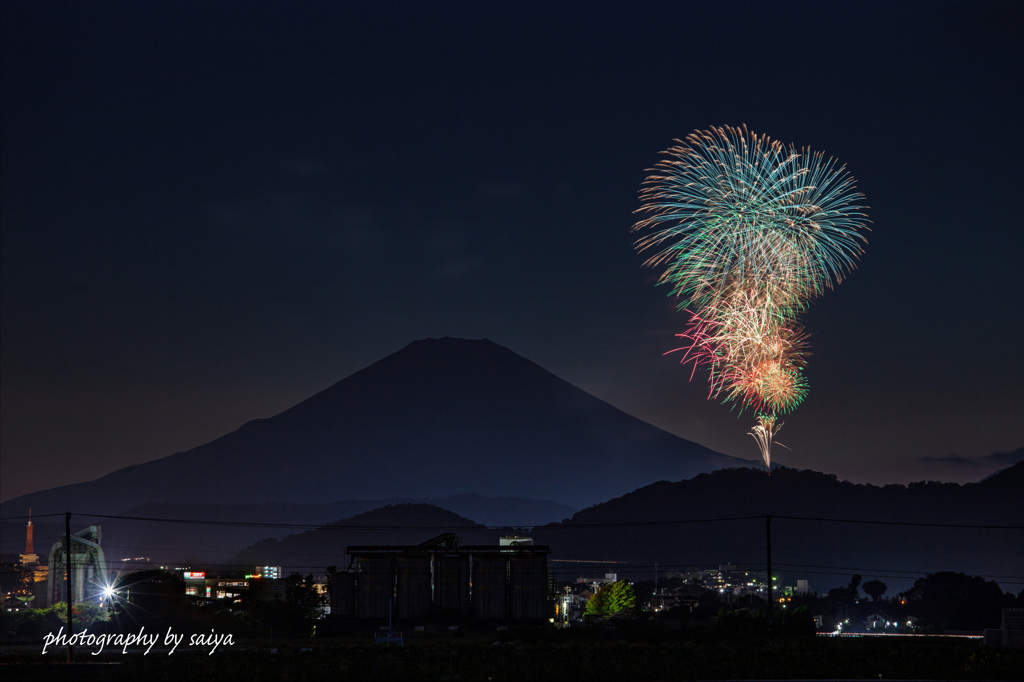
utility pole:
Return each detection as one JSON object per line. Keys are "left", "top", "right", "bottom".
{"left": 65, "top": 512, "right": 73, "bottom": 663}
{"left": 766, "top": 515, "right": 773, "bottom": 633}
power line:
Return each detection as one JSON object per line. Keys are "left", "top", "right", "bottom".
{"left": 772, "top": 514, "right": 1023, "bottom": 530}
{"left": 6, "top": 510, "right": 1018, "bottom": 531}
{"left": 6, "top": 511, "right": 1019, "bottom": 589}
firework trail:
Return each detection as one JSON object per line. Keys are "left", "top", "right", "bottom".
{"left": 633, "top": 125, "right": 868, "bottom": 470}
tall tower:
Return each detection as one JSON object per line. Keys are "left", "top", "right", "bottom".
{"left": 18, "top": 509, "right": 48, "bottom": 605}
{"left": 20, "top": 509, "right": 38, "bottom": 565}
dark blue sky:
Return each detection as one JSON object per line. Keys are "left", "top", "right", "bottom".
{"left": 2, "top": 0, "right": 1022, "bottom": 502}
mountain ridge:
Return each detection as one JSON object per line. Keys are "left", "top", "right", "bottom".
{"left": 208, "top": 464, "right": 1023, "bottom": 593}
{"left": 532, "top": 462, "right": 1024, "bottom": 592}
{"left": 0, "top": 337, "right": 749, "bottom": 518}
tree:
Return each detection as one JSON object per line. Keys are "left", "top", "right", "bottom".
{"left": 286, "top": 573, "right": 324, "bottom": 619}
{"left": 584, "top": 584, "right": 610, "bottom": 618}
{"left": 862, "top": 579, "right": 887, "bottom": 602}
{"left": 827, "top": 586, "right": 849, "bottom": 604}
{"left": 908, "top": 572, "right": 1007, "bottom": 631}
{"left": 585, "top": 581, "right": 636, "bottom": 618}
{"left": 847, "top": 574, "right": 863, "bottom": 602}
{"left": 1, "top": 603, "right": 70, "bottom": 641}
{"left": 607, "top": 581, "right": 637, "bottom": 614}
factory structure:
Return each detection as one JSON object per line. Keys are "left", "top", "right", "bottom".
{"left": 331, "top": 533, "right": 550, "bottom": 622}
{"left": 46, "top": 524, "right": 108, "bottom": 607}
{"left": 7, "top": 513, "right": 109, "bottom": 608}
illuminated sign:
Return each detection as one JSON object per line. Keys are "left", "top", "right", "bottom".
{"left": 183, "top": 571, "right": 206, "bottom": 579}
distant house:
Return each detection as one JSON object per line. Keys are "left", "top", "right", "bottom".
{"left": 864, "top": 612, "right": 890, "bottom": 631}
{"left": 332, "top": 533, "right": 550, "bottom": 622}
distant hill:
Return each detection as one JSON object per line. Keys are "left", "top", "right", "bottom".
{"left": 224, "top": 463, "right": 1023, "bottom": 593}
{"left": 235, "top": 504, "right": 501, "bottom": 571}
{"left": 5, "top": 495, "right": 574, "bottom": 567}
{"left": 531, "top": 462, "right": 1024, "bottom": 593}
{"left": 0, "top": 338, "right": 748, "bottom": 518}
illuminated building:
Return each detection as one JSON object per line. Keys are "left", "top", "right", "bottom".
{"left": 253, "top": 565, "right": 281, "bottom": 579}
{"left": 499, "top": 536, "right": 533, "bottom": 546}
{"left": 183, "top": 570, "right": 287, "bottom": 603}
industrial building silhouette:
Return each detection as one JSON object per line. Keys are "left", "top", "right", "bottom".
{"left": 331, "top": 534, "right": 550, "bottom": 622}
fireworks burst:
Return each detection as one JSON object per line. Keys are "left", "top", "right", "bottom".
{"left": 748, "top": 414, "right": 784, "bottom": 470}
{"left": 634, "top": 124, "right": 869, "bottom": 470}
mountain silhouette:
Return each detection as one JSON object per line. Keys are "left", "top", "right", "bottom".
{"left": 1, "top": 338, "right": 749, "bottom": 520}
{"left": 217, "top": 464, "right": 1022, "bottom": 593}
{"left": 531, "top": 462, "right": 1024, "bottom": 593}
{"left": 234, "top": 503, "right": 500, "bottom": 571}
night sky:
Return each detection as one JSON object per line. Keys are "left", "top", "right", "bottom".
{"left": 2, "top": 1, "right": 1022, "bottom": 504}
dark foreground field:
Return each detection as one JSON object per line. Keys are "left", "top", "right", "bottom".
{"left": 2, "top": 631, "right": 1022, "bottom": 681}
